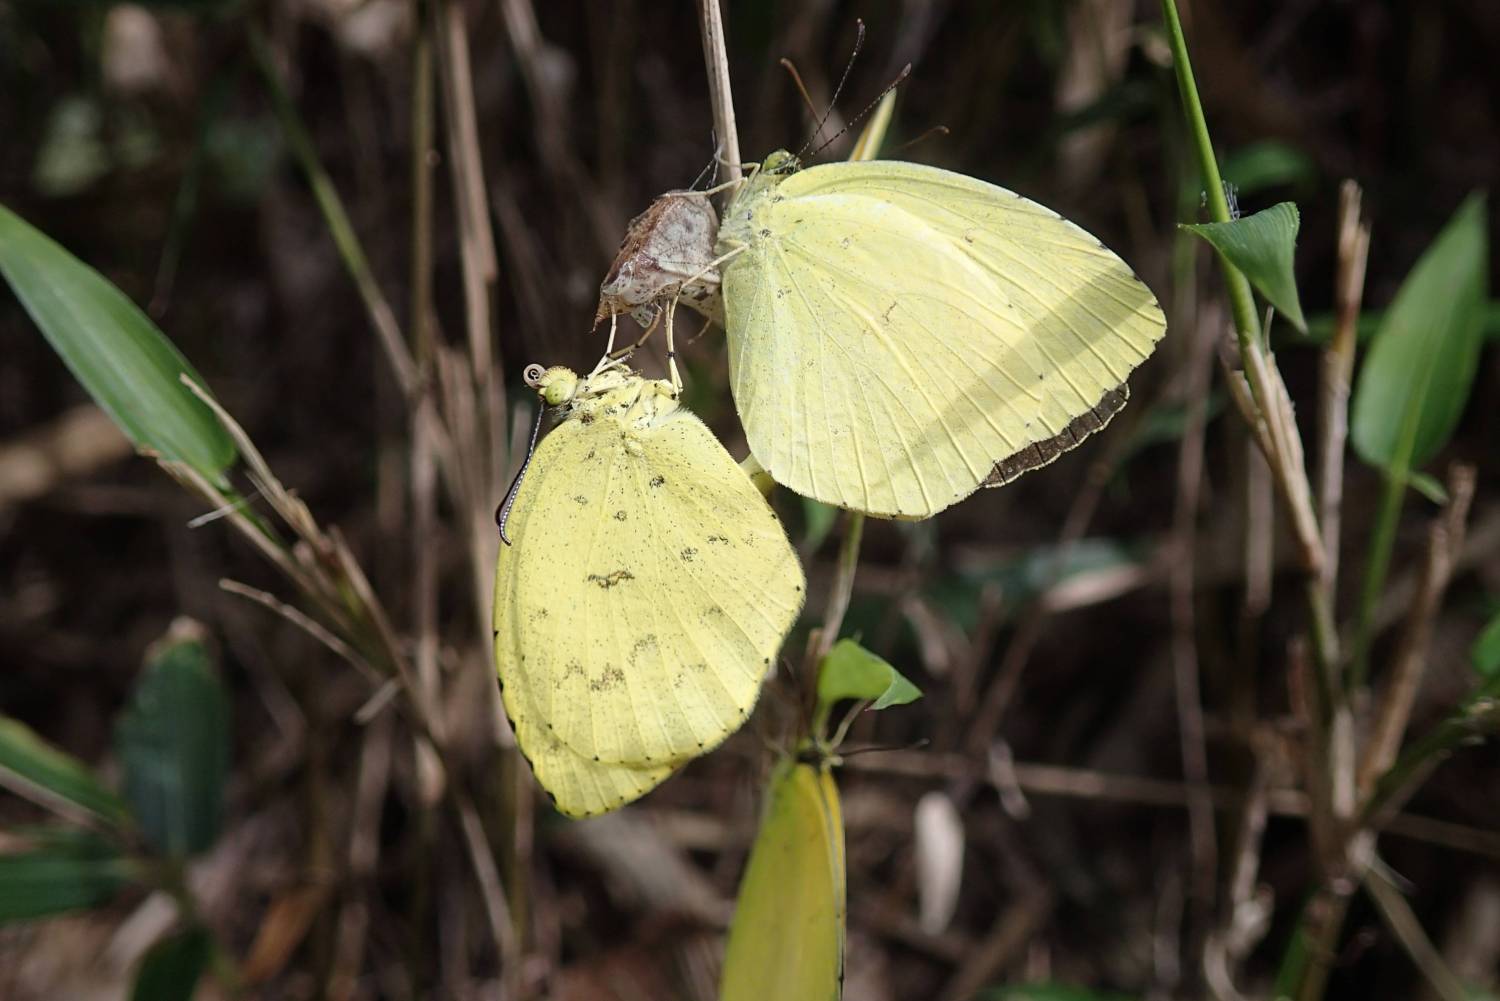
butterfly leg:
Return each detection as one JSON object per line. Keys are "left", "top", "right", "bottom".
{"left": 591, "top": 311, "right": 621, "bottom": 376}
{"left": 607, "top": 308, "right": 664, "bottom": 360}
{"left": 664, "top": 298, "right": 683, "bottom": 394}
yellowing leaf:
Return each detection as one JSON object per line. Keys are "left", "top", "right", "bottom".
{"left": 721, "top": 758, "right": 844, "bottom": 1001}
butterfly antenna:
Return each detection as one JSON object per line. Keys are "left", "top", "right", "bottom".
{"left": 809, "top": 61, "right": 912, "bottom": 159}
{"left": 888, "top": 124, "right": 949, "bottom": 156}
{"left": 838, "top": 738, "right": 931, "bottom": 758}
{"left": 688, "top": 134, "right": 723, "bottom": 191}
{"left": 779, "top": 57, "right": 822, "bottom": 127}
{"left": 496, "top": 402, "right": 548, "bottom": 546}
{"left": 793, "top": 18, "right": 867, "bottom": 159}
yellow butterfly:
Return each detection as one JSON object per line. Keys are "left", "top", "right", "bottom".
{"left": 720, "top": 751, "right": 845, "bottom": 1001}
{"left": 492, "top": 363, "right": 805, "bottom": 817}
{"left": 710, "top": 152, "right": 1167, "bottom": 519}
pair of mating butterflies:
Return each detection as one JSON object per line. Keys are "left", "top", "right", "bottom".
{"left": 494, "top": 150, "right": 1167, "bottom": 818}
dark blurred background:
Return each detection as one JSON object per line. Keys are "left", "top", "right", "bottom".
{"left": 2, "top": 1, "right": 1498, "bottom": 999}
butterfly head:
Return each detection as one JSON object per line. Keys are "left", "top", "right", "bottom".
{"left": 525, "top": 364, "right": 579, "bottom": 407}
{"left": 761, "top": 150, "right": 802, "bottom": 176}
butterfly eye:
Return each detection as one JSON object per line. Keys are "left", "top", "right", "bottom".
{"left": 523, "top": 364, "right": 546, "bottom": 387}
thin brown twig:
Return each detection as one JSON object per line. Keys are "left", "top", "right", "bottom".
{"left": 962, "top": 443, "right": 1121, "bottom": 758}
{"left": 1170, "top": 300, "right": 1220, "bottom": 918}
{"left": 455, "top": 789, "right": 521, "bottom": 975}
{"left": 1357, "top": 466, "right": 1476, "bottom": 795}
{"left": 218, "top": 578, "right": 371, "bottom": 680}
{"left": 845, "top": 751, "right": 1500, "bottom": 860}
{"left": 1317, "top": 181, "right": 1370, "bottom": 598}
{"left": 697, "top": 0, "right": 744, "bottom": 184}
{"left": 1364, "top": 868, "right": 1468, "bottom": 1001}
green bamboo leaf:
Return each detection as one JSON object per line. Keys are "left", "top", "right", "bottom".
{"left": 131, "top": 925, "right": 212, "bottom": 1001}
{"left": 817, "top": 639, "right": 922, "bottom": 714}
{"left": 116, "top": 633, "right": 231, "bottom": 857}
{"left": 1351, "top": 193, "right": 1488, "bottom": 472}
{"left": 0, "top": 203, "right": 237, "bottom": 484}
{"left": 0, "top": 717, "right": 130, "bottom": 827}
{"left": 1183, "top": 202, "right": 1308, "bottom": 333}
{"left": 1406, "top": 471, "right": 1449, "bottom": 505}
{"left": 1473, "top": 611, "right": 1500, "bottom": 679}
{"left": 0, "top": 834, "right": 136, "bottom": 923}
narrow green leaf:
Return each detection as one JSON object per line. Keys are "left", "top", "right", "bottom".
{"left": 131, "top": 925, "right": 212, "bottom": 1001}
{"left": 1406, "top": 471, "right": 1450, "bottom": 506}
{"left": 0, "top": 835, "right": 136, "bottom": 923}
{"left": 817, "top": 639, "right": 923, "bottom": 714}
{"left": 0, "top": 203, "right": 237, "bottom": 484}
{"left": 1351, "top": 193, "right": 1488, "bottom": 472}
{"left": 1183, "top": 202, "right": 1308, "bottom": 333}
{"left": 1473, "top": 611, "right": 1500, "bottom": 678}
{"left": 1302, "top": 300, "right": 1500, "bottom": 347}
{"left": 0, "top": 717, "right": 129, "bottom": 826}
{"left": 116, "top": 634, "right": 231, "bottom": 857}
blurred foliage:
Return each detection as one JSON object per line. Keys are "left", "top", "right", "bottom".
{"left": 116, "top": 633, "right": 230, "bottom": 857}
{"left": 1352, "top": 193, "right": 1489, "bottom": 474}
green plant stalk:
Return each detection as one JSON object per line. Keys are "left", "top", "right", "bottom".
{"left": 1350, "top": 466, "right": 1407, "bottom": 687}
{"left": 1160, "top": 0, "right": 1263, "bottom": 357}
{"left": 1360, "top": 675, "right": 1500, "bottom": 828}
{"left": 1162, "top": 0, "right": 1340, "bottom": 691}
{"left": 1161, "top": 5, "right": 1350, "bottom": 997}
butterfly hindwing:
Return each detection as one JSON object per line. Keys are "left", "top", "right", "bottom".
{"left": 494, "top": 386, "right": 804, "bottom": 817}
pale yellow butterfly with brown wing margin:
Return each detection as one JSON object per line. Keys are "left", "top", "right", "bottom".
{"left": 713, "top": 150, "right": 1167, "bottom": 518}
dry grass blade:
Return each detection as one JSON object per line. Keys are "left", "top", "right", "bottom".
{"left": 1317, "top": 181, "right": 1371, "bottom": 597}
{"left": 1357, "top": 465, "right": 1476, "bottom": 795}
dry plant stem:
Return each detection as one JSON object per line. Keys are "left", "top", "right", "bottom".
{"left": 249, "top": 27, "right": 419, "bottom": 399}
{"left": 1317, "top": 182, "right": 1370, "bottom": 599}
{"left": 1357, "top": 466, "right": 1475, "bottom": 795}
{"left": 937, "top": 887, "right": 1054, "bottom": 1001}
{"left": 218, "top": 579, "right": 368, "bottom": 680}
{"left": 698, "top": 0, "right": 744, "bottom": 184}
{"left": 176, "top": 380, "right": 524, "bottom": 972}
{"left": 962, "top": 442, "right": 1120, "bottom": 757}
{"left": 1161, "top": 0, "right": 1337, "bottom": 705}
{"left": 810, "top": 512, "right": 866, "bottom": 669}
{"left": 1361, "top": 685, "right": 1500, "bottom": 833}
{"left": 844, "top": 752, "right": 1500, "bottom": 859}
{"left": 326, "top": 711, "right": 394, "bottom": 1001}
{"left": 410, "top": 0, "right": 436, "bottom": 363}
{"left": 1364, "top": 869, "right": 1469, "bottom": 1001}
{"left": 1171, "top": 303, "right": 1219, "bottom": 921}
{"left": 434, "top": 0, "right": 500, "bottom": 383}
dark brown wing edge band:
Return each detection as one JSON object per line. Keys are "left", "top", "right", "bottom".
{"left": 982, "top": 383, "right": 1130, "bottom": 488}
